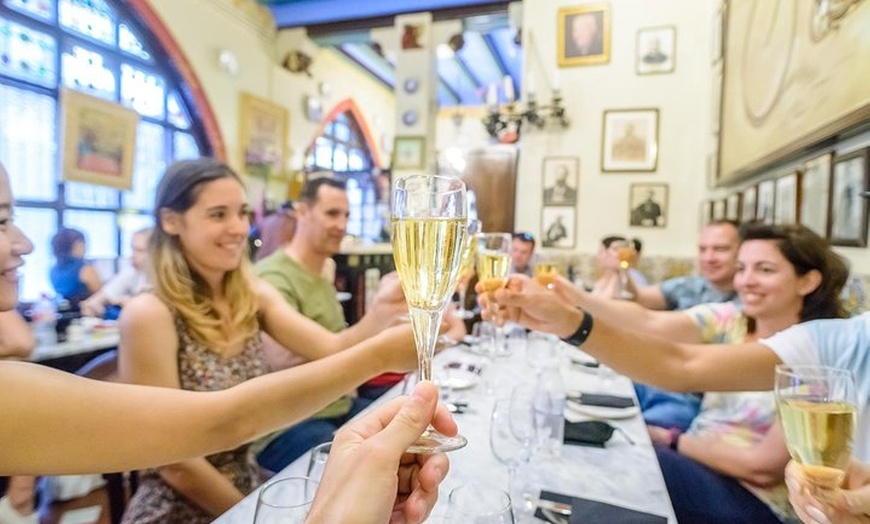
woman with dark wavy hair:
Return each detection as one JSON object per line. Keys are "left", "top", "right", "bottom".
{"left": 49, "top": 227, "right": 102, "bottom": 306}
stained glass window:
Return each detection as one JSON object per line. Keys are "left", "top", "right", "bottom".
{"left": 0, "top": 17, "right": 57, "bottom": 87}
{"left": 3, "top": 0, "right": 55, "bottom": 21}
{"left": 1, "top": 0, "right": 207, "bottom": 301}
{"left": 58, "top": 0, "right": 114, "bottom": 45}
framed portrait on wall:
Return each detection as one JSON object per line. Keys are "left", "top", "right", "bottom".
{"left": 557, "top": 2, "right": 611, "bottom": 67}
{"left": 239, "top": 92, "right": 289, "bottom": 180}
{"left": 601, "top": 108, "right": 659, "bottom": 172}
{"left": 542, "top": 157, "right": 579, "bottom": 206}
{"left": 636, "top": 26, "right": 675, "bottom": 75}
{"left": 799, "top": 153, "right": 832, "bottom": 236}
{"left": 774, "top": 172, "right": 798, "bottom": 225}
{"left": 829, "top": 149, "right": 869, "bottom": 247}
{"left": 629, "top": 183, "right": 668, "bottom": 227}
{"left": 741, "top": 185, "right": 757, "bottom": 221}
{"left": 756, "top": 179, "right": 776, "bottom": 225}
{"left": 726, "top": 192, "right": 742, "bottom": 221}
{"left": 392, "top": 136, "right": 427, "bottom": 170}
{"left": 61, "top": 88, "right": 139, "bottom": 190}
{"left": 541, "top": 206, "right": 576, "bottom": 248}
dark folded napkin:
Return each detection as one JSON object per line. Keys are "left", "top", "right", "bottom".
{"left": 568, "top": 393, "right": 636, "bottom": 408}
{"left": 563, "top": 420, "right": 616, "bottom": 447}
{"left": 535, "top": 490, "right": 668, "bottom": 524}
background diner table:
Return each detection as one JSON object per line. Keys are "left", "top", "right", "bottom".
{"left": 30, "top": 326, "right": 119, "bottom": 373}
{"left": 214, "top": 336, "right": 677, "bottom": 523}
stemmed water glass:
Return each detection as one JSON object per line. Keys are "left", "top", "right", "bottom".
{"left": 253, "top": 477, "right": 319, "bottom": 524}
{"left": 490, "top": 387, "right": 536, "bottom": 517}
{"left": 456, "top": 219, "right": 482, "bottom": 319}
{"left": 477, "top": 232, "right": 512, "bottom": 355}
{"left": 391, "top": 174, "right": 468, "bottom": 453}
{"left": 775, "top": 365, "right": 858, "bottom": 492}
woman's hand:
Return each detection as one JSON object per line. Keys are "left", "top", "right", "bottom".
{"left": 478, "top": 275, "right": 584, "bottom": 339}
{"left": 786, "top": 460, "right": 870, "bottom": 524}
{"left": 306, "top": 381, "right": 454, "bottom": 524}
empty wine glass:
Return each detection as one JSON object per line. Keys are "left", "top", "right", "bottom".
{"left": 491, "top": 387, "right": 536, "bottom": 516}
{"left": 444, "top": 483, "right": 515, "bottom": 523}
{"left": 253, "top": 477, "right": 318, "bottom": 524}
{"left": 391, "top": 174, "right": 468, "bottom": 453}
{"left": 775, "top": 365, "right": 858, "bottom": 492}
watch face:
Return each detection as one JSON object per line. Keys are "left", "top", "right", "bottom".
{"left": 403, "top": 77, "right": 420, "bottom": 94}
{"left": 402, "top": 109, "right": 418, "bottom": 127}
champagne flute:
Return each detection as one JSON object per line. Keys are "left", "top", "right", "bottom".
{"left": 533, "top": 253, "right": 561, "bottom": 289}
{"left": 490, "top": 387, "right": 536, "bottom": 518}
{"left": 253, "top": 477, "right": 318, "bottom": 524}
{"left": 775, "top": 365, "right": 858, "bottom": 491}
{"left": 456, "top": 219, "right": 482, "bottom": 319}
{"left": 477, "top": 232, "right": 512, "bottom": 355}
{"left": 614, "top": 239, "right": 635, "bottom": 300}
{"left": 391, "top": 174, "right": 468, "bottom": 453}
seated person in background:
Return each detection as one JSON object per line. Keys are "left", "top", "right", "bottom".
{"left": 49, "top": 227, "right": 102, "bottom": 308}
{"left": 628, "top": 238, "right": 648, "bottom": 287}
{"left": 118, "top": 159, "right": 421, "bottom": 524}
{"left": 0, "top": 161, "right": 450, "bottom": 524}
{"left": 79, "top": 227, "right": 151, "bottom": 318}
{"left": 510, "top": 232, "right": 536, "bottom": 277}
{"left": 590, "top": 235, "right": 627, "bottom": 297}
{"left": 485, "top": 222, "right": 849, "bottom": 524}
{"left": 253, "top": 200, "right": 296, "bottom": 262}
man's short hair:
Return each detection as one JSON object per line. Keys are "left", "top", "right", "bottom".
{"left": 512, "top": 232, "right": 536, "bottom": 249}
{"left": 708, "top": 218, "right": 740, "bottom": 230}
{"left": 298, "top": 176, "right": 347, "bottom": 204}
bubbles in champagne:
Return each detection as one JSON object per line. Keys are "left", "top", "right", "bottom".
{"left": 779, "top": 399, "right": 856, "bottom": 484}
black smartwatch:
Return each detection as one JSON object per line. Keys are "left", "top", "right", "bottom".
{"left": 561, "top": 311, "right": 593, "bottom": 347}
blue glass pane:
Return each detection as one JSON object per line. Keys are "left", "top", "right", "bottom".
{"left": 58, "top": 0, "right": 116, "bottom": 46}
{"left": 61, "top": 44, "right": 116, "bottom": 100}
{"left": 345, "top": 178, "right": 361, "bottom": 236}
{"left": 315, "top": 138, "right": 332, "bottom": 169}
{"left": 167, "top": 91, "right": 190, "bottom": 129}
{"left": 0, "top": 17, "right": 58, "bottom": 88}
{"left": 348, "top": 149, "right": 364, "bottom": 171}
{"left": 173, "top": 131, "right": 199, "bottom": 161}
{"left": 0, "top": 84, "right": 57, "bottom": 201}
{"left": 15, "top": 206, "right": 56, "bottom": 301}
{"left": 439, "top": 58, "right": 481, "bottom": 105}
{"left": 3, "top": 0, "right": 55, "bottom": 22}
{"left": 333, "top": 146, "right": 348, "bottom": 171}
{"left": 122, "top": 121, "right": 164, "bottom": 210}
{"left": 120, "top": 63, "right": 165, "bottom": 119}
{"left": 118, "top": 212, "right": 152, "bottom": 258}
{"left": 333, "top": 121, "right": 350, "bottom": 142}
{"left": 63, "top": 209, "right": 117, "bottom": 259}
{"left": 119, "top": 23, "right": 151, "bottom": 61}
{"left": 64, "top": 180, "right": 118, "bottom": 208}
{"left": 456, "top": 31, "right": 503, "bottom": 90}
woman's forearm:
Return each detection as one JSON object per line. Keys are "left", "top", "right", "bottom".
{"left": 158, "top": 458, "right": 245, "bottom": 516}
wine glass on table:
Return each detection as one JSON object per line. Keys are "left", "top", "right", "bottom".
{"left": 476, "top": 232, "right": 512, "bottom": 355}
{"left": 456, "top": 219, "right": 481, "bottom": 319}
{"left": 391, "top": 174, "right": 468, "bottom": 453}
{"left": 775, "top": 365, "right": 858, "bottom": 496}
{"left": 614, "top": 239, "right": 635, "bottom": 300}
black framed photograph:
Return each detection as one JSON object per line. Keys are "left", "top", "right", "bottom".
{"left": 557, "top": 2, "right": 611, "bottom": 67}
{"left": 830, "top": 149, "right": 869, "bottom": 247}
{"left": 800, "top": 153, "right": 832, "bottom": 237}
{"left": 636, "top": 26, "right": 675, "bottom": 75}
{"left": 542, "top": 157, "right": 579, "bottom": 206}
{"left": 726, "top": 192, "right": 742, "bottom": 221}
{"left": 756, "top": 179, "right": 776, "bottom": 225}
{"left": 601, "top": 108, "right": 659, "bottom": 172}
{"left": 774, "top": 172, "right": 798, "bottom": 225}
{"left": 742, "top": 185, "right": 757, "bottom": 222}
{"left": 629, "top": 183, "right": 668, "bottom": 227}
{"left": 541, "top": 206, "right": 576, "bottom": 248}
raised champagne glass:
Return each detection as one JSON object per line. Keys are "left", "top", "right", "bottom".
{"left": 533, "top": 252, "right": 560, "bottom": 289}
{"left": 775, "top": 365, "right": 858, "bottom": 492}
{"left": 391, "top": 174, "right": 468, "bottom": 453}
{"left": 456, "top": 219, "right": 481, "bottom": 319}
{"left": 476, "top": 233, "right": 512, "bottom": 355}
{"left": 614, "top": 239, "right": 635, "bottom": 300}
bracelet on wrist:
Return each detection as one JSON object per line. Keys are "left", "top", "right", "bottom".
{"left": 561, "top": 311, "right": 593, "bottom": 347}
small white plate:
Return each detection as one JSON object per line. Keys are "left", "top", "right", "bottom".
{"left": 565, "top": 400, "right": 640, "bottom": 420}
{"left": 440, "top": 369, "right": 480, "bottom": 390}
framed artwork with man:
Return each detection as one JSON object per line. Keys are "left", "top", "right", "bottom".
{"left": 558, "top": 3, "right": 611, "bottom": 67}
{"left": 541, "top": 206, "right": 576, "bottom": 248}
{"left": 636, "top": 26, "right": 676, "bottom": 75}
{"left": 629, "top": 183, "right": 668, "bottom": 227}
{"left": 542, "top": 157, "right": 579, "bottom": 206}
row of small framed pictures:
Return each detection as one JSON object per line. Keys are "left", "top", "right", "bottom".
{"left": 703, "top": 148, "right": 870, "bottom": 247}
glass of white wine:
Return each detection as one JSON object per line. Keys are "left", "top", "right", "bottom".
{"left": 533, "top": 253, "right": 561, "bottom": 289}
{"left": 476, "top": 233, "right": 512, "bottom": 355}
{"left": 456, "top": 219, "right": 482, "bottom": 320}
{"left": 613, "top": 238, "right": 635, "bottom": 300}
{"left": 391, "top": 174, "right": 468, "bottom": 453}
{"left": 775, "top": 365, "right": 858, "bottom": 492}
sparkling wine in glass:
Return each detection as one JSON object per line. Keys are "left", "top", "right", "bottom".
{"left": 533, "top": 253, "right": 560, "bottom": 289}
{"left": 614, "top": 239, "right": 635, "bottom": 300}
{"left": 391, "top": 174, "right": 468, "bottom": 453}
{"left": 775, "top": 365, "right": 858, "bottom": 491}
{"left": 477, "top": 233, "right": 512, "bottom": 354}
{"left": 456, "top": 219, "right": 482, "bottom": 319}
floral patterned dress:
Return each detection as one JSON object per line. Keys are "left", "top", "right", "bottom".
{"left": 120, "top": 314, "right": 270, "bottom": 524}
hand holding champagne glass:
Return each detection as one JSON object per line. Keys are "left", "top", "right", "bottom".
{"left": 775, "top": 365, "right": 858, "bottom": 492}
{"left": 476, "top": 233, "right": 512, "bottom": 353}
{"left": 391, "top": 174, "right": 468, "bottom": 453}
{"left": 614, "top": 239, "right": 635, "bottom": 300}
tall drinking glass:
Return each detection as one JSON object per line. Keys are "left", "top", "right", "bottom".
{"left": 477, "top": 233, "right": 512, "bottom": 354}
{"left": 456, "top": 219, "right": 482, "bottom": 319}
{"left": 253, "top": 477, "right": 318, "bottom": 524}
{"left": 775, "top": 365, "right": 858, "bottom": 491}
{"left": 391, "top": 174, "right": 468, "bottom": 453}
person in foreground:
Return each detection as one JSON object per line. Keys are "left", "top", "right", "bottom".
{"left": 786, "top": 460, "right": 870, "bottom": 524}
{"left": 0, "top": 162, "right": 451, "bottom": 524}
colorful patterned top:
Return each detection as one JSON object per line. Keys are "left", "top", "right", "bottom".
{"left": 684, "top": 302, "right": 798, "bottom": 523}
{"left": 120, "top": 311, "right": 270, "bottom": 524}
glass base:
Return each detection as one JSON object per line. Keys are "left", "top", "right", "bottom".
{"left": 455, "top": 309, "right": 476, "bottom": 320}
{"left": 407, "top": 427, "right": 468, "bottom": 454}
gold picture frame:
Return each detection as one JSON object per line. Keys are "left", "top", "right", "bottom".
{"left": 60, "top": 88, "right": 139, "bottom": 190}
{"left": 239, "top": 92, "right": 289, "bottom": 179}
{"left": 557, "top": 2, "right": 611, "bottom": 67}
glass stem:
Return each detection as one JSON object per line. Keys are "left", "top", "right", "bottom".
{"left": 458, "top": 284, "right": 467, "bottom": 313}
{"left": 408, "top": 308, "right": 444, "bottom": 382}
